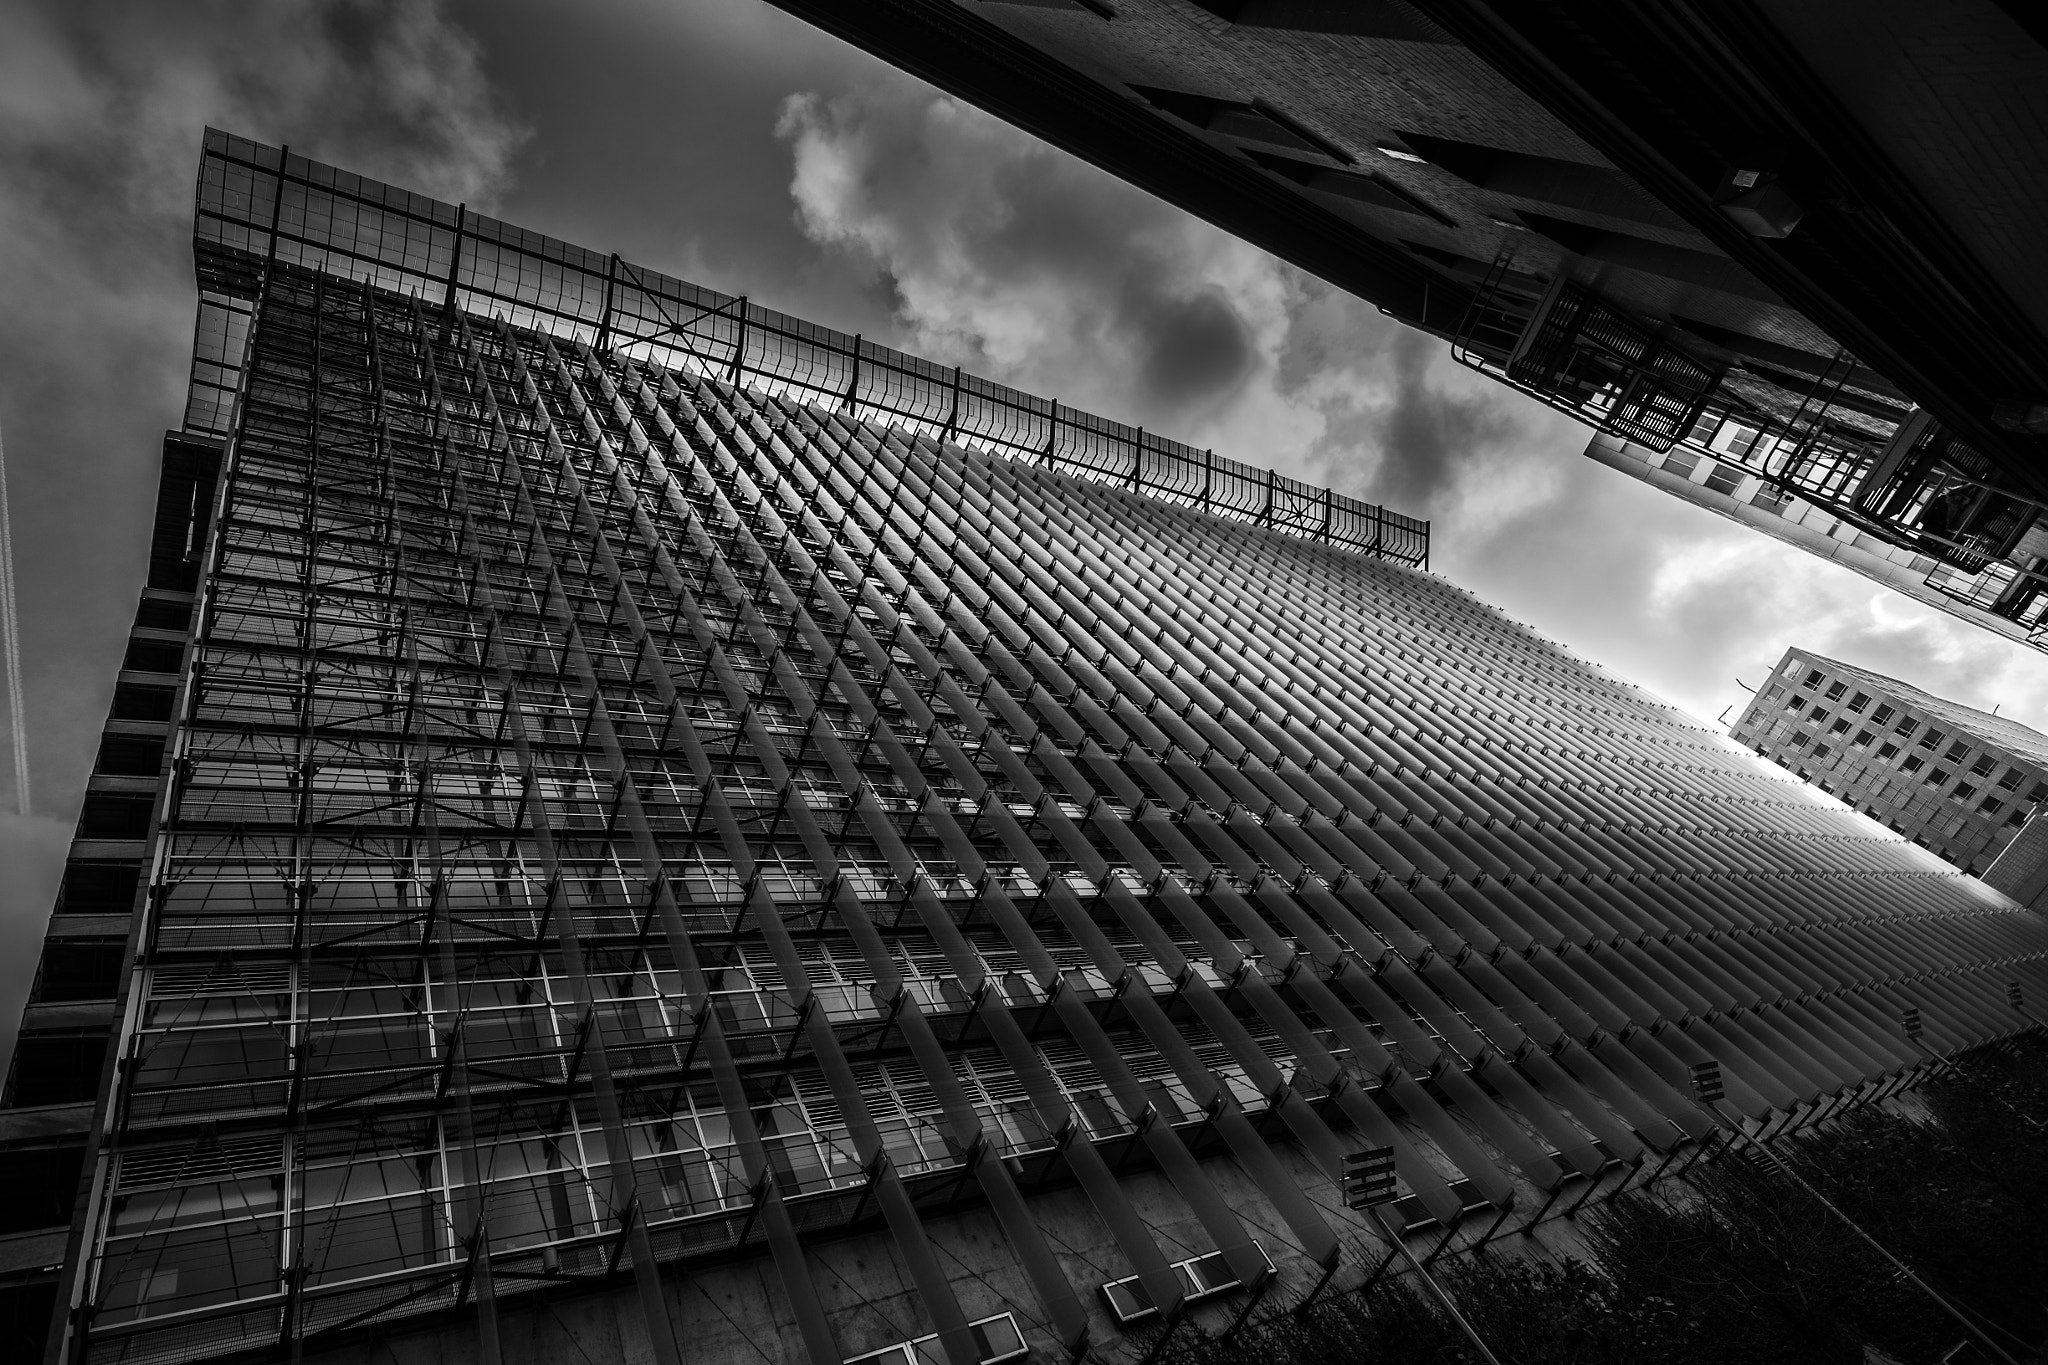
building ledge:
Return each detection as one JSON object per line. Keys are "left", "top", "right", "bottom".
{"left": 0, "top": 1103, "right": 94, "bottom": 1144}
{"left": 0, "top": 1227, "right": 70, "bottom": 1277}
{"left": 20, "top": 1002, "right": 118, "bottom": 1031}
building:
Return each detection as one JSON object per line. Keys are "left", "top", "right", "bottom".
{"left": 1982, "top": 812, "right": 2048, "bottom": 914}
{"left": 1729, "top": 647, "right": 2048, "bottom": 874}
{"left": 768, "top": 0, "right": 2048, "bottom": 652}
{"left": 5, "top": 131, "right": 2047, "bottom": 1365}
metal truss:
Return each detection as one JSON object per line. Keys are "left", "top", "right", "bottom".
{"left": 45, "top": 136, "right": 2048, "bottom": 1365}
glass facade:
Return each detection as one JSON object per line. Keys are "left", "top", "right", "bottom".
{"left": 9, "top": 134, "right": 2048, "bottom": 1365}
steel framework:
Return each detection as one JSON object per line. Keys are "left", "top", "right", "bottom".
{"left": 1451, "top": 254, "right": 2048, "bottom": 648}
{"left": 25, "top": 134, "right": 2048, "bottom": 1365}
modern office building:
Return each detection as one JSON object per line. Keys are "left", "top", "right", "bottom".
{"left": 5, "top": 132, "right": 2047, "bottom": 1365}
{"left": 770, "top": 0, "right": 2048, "bottom": 651}
{"left": 1729, "top": 647, "right": 2048, "bottom": 874}
{"left": 1982, "top": 812, "right": 2048, "bottom": 914}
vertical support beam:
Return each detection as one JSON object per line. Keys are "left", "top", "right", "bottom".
{"left": 439, "top": 202, "right": 467, "bottom": 336}
{"left": 262, "top": 143, "right": 291, "bottom": 273}
{"left": 939, "top": 365, "right": 964, "bottom": 445}
{"left": 729, "top": 298, "right": 750, "bottom": 385}
{"left": 596, "top": 252, "right": 620, "bottom": 356}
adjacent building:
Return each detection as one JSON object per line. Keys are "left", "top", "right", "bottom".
{"left": 1730, "top": 648, "right": 2048, "bottom": 874}
{"left": 5, "top": 132, "right": 2046, "bottom": 1365}
{"left": 770, "top": 0, "right": 2048, "bottom": 652}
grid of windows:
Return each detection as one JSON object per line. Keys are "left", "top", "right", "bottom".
{"left": 67, "top": 265, "right": 2047, "bottom": 1365}
{"left": 22, "top": 138, "right": 2048, "bottom": 1365}
{"left": 1731, "top": 650, "right": 2048, "bottom": 874}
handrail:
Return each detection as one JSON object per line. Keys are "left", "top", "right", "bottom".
{"left": 186, "top": 129, "right": 1428, "bottom": 570}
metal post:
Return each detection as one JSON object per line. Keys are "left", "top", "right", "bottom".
{"left": 1365, "top": 1205, "right": 1507, "bottom": 1365}
{"left": 730, "top": 298, "right": 750, "bottom": 384}
{"left": 1291, "top": 1251, "right": 1342, "bottom": 1317}
{"left": 440, "top": 203, "right": 466, "bottom": 321}
{"left": 596, "top": 252, "right": 619, "bottom": 355}
{"left": 940, "top": 364, "right": 964, "bottom": 444}
{"left": 1518, "top": 1177, "right": 1567, "bottom": 1234}
{"left": 1690, "top": 1061, "right": 2022, "bottom": 1365}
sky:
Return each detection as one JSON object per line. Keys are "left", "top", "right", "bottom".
{"left": 2, "top": 0, "right": 2045, "bottom": 1057}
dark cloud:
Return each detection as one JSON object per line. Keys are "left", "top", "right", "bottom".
{"left": 1137, "top": 290, "right": 1254, "bottom": 403}
{"left": 765, "top": 74, "right": 2048, "bottom": 747}
{"left": 1356, "top": 330, "right": 1525, "bottom": 512}
{"left": 775, "top": 87, "right": 1264, "bottom": 423}
{"left": 0, "top": 0, "right": 525, "bottom": 1061}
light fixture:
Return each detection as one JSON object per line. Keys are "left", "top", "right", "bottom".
{"left": 1375, "top": 143, "right": 1426, "bottom": 163}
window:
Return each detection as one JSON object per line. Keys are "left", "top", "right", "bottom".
{"left": 1946, "top": 741, "right": 1971, "bottom": 763}
{"left": 1782, "top": 697, "right": 1805, "bottom": 714}
{"left": 1918, "top": 728, "right": 1944, "bottom": 750}
{"left": 1980, "top": 796, "right": 2004, "bottom": 815}
{"left": 1902, "top": 755, "right": 1924, "bottom": 773}
{"left": 1792, "top": 731, "right": 1812, "bottom": 748}
{"left": 1703, "top": 461, "right": 1744, "bottom": 495}
{"left": 1817, "top": 779, "right": 1835, "bottom": 794}
{"left": 1971, "top": 754, "right": 1997, "bottom": 777}
{"left": 1072, "top": 1092, "right": 1124, "bottom": 1139}
{"left": 1805, "top": 669, "right": 1825, "bottom": 687}
{"left": 1810, "top": 707, "right": 1832, "bottom": 724}
{"left": 31, "top": 941, "right": 126, "bottom": 1003}
{"left": 1853, "top": 731, "right": 1874, "bottom": 748}
{"left": 1101, "top": 1245, "right": 1275, "bottom": 1326}
{"left": 1896, "top": 717, "right": 1918, "bottom": 737}
{"left": 1925, "top": 768, "right": 1951, "bottom": 787}
{"left": 1824, "top": 681, "right": 1847, "bottom": 700}
{"left": 1871, "top": 704, "right": 1894, "bottom": 725}
{"left": 2032, "top": 783, "right": 2048, "bottom": 803}
{"left": 1830, "top": 719, "right": 1850, "bottom": 735}
{"left": 1813, "top": 743, "right": 1832, "bottom": 759}
{"left": 1878, "top": 743, "right": 1900, "bottom": 761}
{"left": 2011, "top": 809, "right": 2030, "bottom": 828}
{"left": 844, "top": 1313, "right": 1030, "bottom": 1365}
{"left": 1998, "top": 768, "right": 2023, "bottom": 791}
{"left": 111, "top": 683, "right": 175, "bottom": 722}
{"left": 1782, "top": 657, "right": 1804, "bottom": 678}
{"left": 1847, "top": 692, "right": 1870, "bottom": 713}
{"left": 1953, "top": 782, "right": 1976, "bottom": 802}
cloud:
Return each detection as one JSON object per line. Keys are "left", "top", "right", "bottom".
{"left": 778, "top": 89, "right": 1265, "bottom": 424}
{"left": 766, "top": 80, "right": 2048, "bottom": 743}
{"left": 0, "top": 0, "right": 526, "bottom": 1035}
{"left": 1644, "top": 524, "right": 2048, "bottom": 726}
{"left": 772, "top": 84, "right": 1579, "bottom": 528}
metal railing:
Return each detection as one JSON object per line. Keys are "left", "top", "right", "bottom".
{"left": 187, "top": 129, "right": 1428, "bottom": 570}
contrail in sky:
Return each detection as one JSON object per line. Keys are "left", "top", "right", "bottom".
{"left": 0, "top": 422, "right": 29, "bottom": 816}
